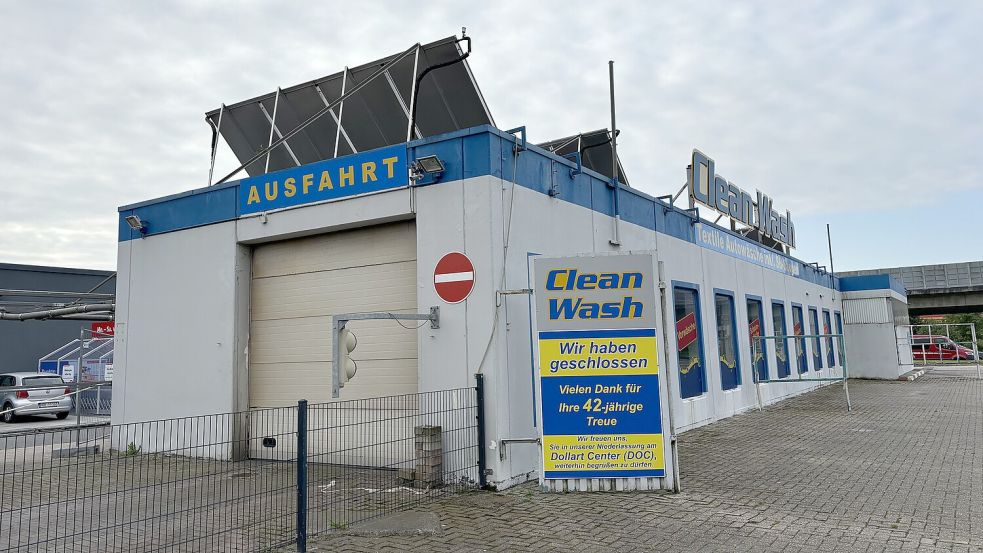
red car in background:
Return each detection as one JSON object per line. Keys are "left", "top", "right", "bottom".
{"left": 911, "top": 335, "right": 977, "bottom": 361}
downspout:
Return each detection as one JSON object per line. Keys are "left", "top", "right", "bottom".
{"left": 408, "top": 35, "right": 472, "bottom": 139}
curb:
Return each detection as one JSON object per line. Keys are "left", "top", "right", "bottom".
{"left": 898, "top": 369, "right": 926, "bottom": 382}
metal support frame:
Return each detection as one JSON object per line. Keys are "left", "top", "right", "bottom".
{"left": 385, "top": 67, "right": 422, "bottom": 141}
{"left": 258, "top": 95, "right": 301, "bottom": 168}
{"left": 496, "top": 288, "right": 532, "bottom": 307}
{"left": 314, "top": 81, "right": 357, "bottom": 157}
{"left": 207, "top": 104, "right": 224, "bottom": 185}
{"left": 215, "top": 42, "right": 420, "bottom": 185}
{"left": 330, "top": 308, "right": 440, "bottom": 397}
{"left": 405, "top": 46, "right": 422, "bottom": 142}
{"left": 672, "top": 182, "right": 687, "bottom": 204}
{"left": 264, "top": 88, "right": 281, "bottom": 173}
{"left": 497, "top": 437, "right": 540, "bottom": 462}
{"left": 608, "top": 60, "right": 621, "bottom": 247}
{"left": 752, "top": 333, "right": 852, "bottom": 412}
{"left": 657, "top": 260, "right": 682, "bottom": 493}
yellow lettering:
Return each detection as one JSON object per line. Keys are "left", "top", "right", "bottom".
{"left": 247, "top": 185, "right": 260, "bottom": 205}
{"left": 382, "top": 156, "right": 398, "bottom": 178}
{"left": 361, "top": 161, "right": 377, "bottom": 183}
{"left": 302, "top": 173, "right": 313, "bottom": 194}
{"left": 339, "top": 165, "right": 354, "bottom": 187}
{"left": 284, "top": 177, "right": 296, "bottom": 198}
{"left": 319, "top": 171, "right": 333, "bottom": 191}
{"left": 264, "top": 181, "right": 278, "bottom": 201}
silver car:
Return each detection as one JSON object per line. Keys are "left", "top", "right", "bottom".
{"left": 0, "top": 372, "right": 73, "bottom": 423}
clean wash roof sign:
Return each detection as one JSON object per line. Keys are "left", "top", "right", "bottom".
{"left": 687, "top": 149, "right": 796, "bottom": 249}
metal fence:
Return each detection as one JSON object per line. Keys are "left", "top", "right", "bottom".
{"left": 899, "top": 323, "right": 981, "bottom": 378}
{"left": 0, "top": 385, "right": 481, "bottom": 552}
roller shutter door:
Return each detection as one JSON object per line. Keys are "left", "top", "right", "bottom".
{"left": 248, "top": 221, "right": 418, "bottom": 408}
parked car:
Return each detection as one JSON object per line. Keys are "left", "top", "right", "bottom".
{"left": 911, "top": 335, "right": 977, "bottom": 361}
{"left": 0, "top": 372, "right": 73, "bottom": 423}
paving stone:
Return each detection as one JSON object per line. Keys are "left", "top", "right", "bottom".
{"left": 307, "top": 373, "right": 983, "bottom": 552}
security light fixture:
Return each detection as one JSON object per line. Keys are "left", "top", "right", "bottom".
{"left": 124, "top": 215, "right": 147, "bottom": 234}
{"left": 416, "top": 155, "right": 445, "bottom": 175}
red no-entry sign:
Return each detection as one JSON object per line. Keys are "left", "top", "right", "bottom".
{"left": 434, "top": 252, "right": 475, "bottom": 304}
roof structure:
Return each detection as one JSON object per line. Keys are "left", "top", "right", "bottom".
{"left": 206, "top": 35, "right": 494, "bottom": 179}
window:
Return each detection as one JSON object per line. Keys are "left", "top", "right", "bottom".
{"left": 771, "top": 302, "right": 791, "bottom": 379}
{"left": 809, "top": 307, "right": 822, "bottom": 370}
{"left": 823, "top": 310, "right": 834, "bottom": 367}
{"left": 674, "top": 285, "right": 706, "bottom": 399}
{"left": 22, "top": 376, "right": 65, "bottom": 387}
{"left": 746, "top": 297, "right": 768, "bottom": 382}
{"left": 715, "top": 292, "right": 740, "bottom": 391}
{"left": 835, "top": 312, "right": 844, "bottom": 367}
{"left": 792, "top": 305, "right": 807, "bottom": 374}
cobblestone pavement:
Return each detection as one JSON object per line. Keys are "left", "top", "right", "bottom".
{"left": 310, "top": 372, "right": 983, "bottom": 552}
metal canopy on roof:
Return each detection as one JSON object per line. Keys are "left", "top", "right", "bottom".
{"left": 206, "top": 35, "right": 494, "bottom": 179}
{"left": 537, "top": 129, "right": 629, "bottom": 186}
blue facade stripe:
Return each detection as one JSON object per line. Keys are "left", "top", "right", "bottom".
{"left": 118, "top": 125, "right": 840, "bottom": 291}
{"left": 839, "top": 274, "right": 906, "bottom": 295}
{"left": 118, "top": 184, "right": 238, "bottom": 241}
{"left": 538, "top": 328, "right": 657, "bottom": 340}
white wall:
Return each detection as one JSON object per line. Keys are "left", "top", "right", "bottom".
{"left": 842, "top": 292, "right": 910, "bottom": 379}
{"left": 113, "top": 221, "right": 243, "bottom": 426}
{"left": 117, "top": 173, "right": 846, "bottom": 478}
{"left": 414, "top": 177, "right": 842, "bottom": 488}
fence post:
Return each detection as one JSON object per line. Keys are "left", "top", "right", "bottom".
{"left": 296, "top": 399, "right": 308, "bottom": 552}
{"left": 474, "top": 374, "right": 487, "bottom": 489}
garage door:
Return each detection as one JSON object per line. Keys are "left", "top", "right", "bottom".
{"left": 248, "top": 220, "right": 418, "bottom": 408}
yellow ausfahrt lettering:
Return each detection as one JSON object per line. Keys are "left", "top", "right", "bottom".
{"left": 247, "top": 185, "right": 260, "bottom": 205}
{"left": 361, "top": 161, "right": 377, "bottom": 183}
{"left": 319, "top": 170, "right": 333, "bottom": 191}
{"left": 302, "top": 173, "right": 313, "bottom": 194}
{"left": 339, "top": 165, "right": 354, "bottom": 187}
{"left": 382, "top": 156, "right": 397, "bottom": 178}
{"left": 264, "top": 181, "right": 278, "bottom": 201}
{"left": 284, "top": 177, "right": 296, "bottom": 198}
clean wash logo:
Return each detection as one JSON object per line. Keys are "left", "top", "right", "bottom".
{"left": 545, "top": 269, "right": 644, "bottom": 320}
{"left": 688, "top": 149, "right": 796, "bottom": 249}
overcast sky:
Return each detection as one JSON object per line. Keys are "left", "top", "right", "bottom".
{"left": 1, "top": 1, "right": 980, "bottom": 272}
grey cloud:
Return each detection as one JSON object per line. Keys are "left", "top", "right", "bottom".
{"left": 0, "top": 1, "right": 980, "bottom": 269}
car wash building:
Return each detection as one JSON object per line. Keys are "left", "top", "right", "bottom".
{"left": 113, "top": 35, "right": 908, "bottom": 491}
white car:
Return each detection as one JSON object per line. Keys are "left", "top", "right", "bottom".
{"left": 0, "top": 372, "right": 73, "bottom": 423}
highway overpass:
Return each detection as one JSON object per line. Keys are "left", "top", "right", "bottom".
{"left": 839, "top": 261, "right": 983, "bottom": 316}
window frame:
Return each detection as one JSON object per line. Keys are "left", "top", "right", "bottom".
{"left": 822, "top": 309, "right": 835, "bottom": 367}
{"left": 771, "top": 300, "right": 791, "bottom": 379}
{"left": 672, "top": 281, "right": 707, "bottom": 400}
{"left": 713, "top": 288, "right": 741, "bottom": 391}
{"left": 791, "top": 303, "right": 808, "bottom": 374}
{"left": 808, "top": 306, "right": 823, "bottom": 370}
{"left": 745, "top": 294, "right": 769, "bottom": 382}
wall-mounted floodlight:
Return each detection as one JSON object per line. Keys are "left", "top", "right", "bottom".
{"left": 124, "top": 215, "right": 147, "bottom": 234}
{"left": 416, "top": 155, "right": 445, "bottom": 175}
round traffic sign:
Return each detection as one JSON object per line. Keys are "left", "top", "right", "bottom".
{"left": 434, "top": 252, "right": 475, "bottom": 304}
